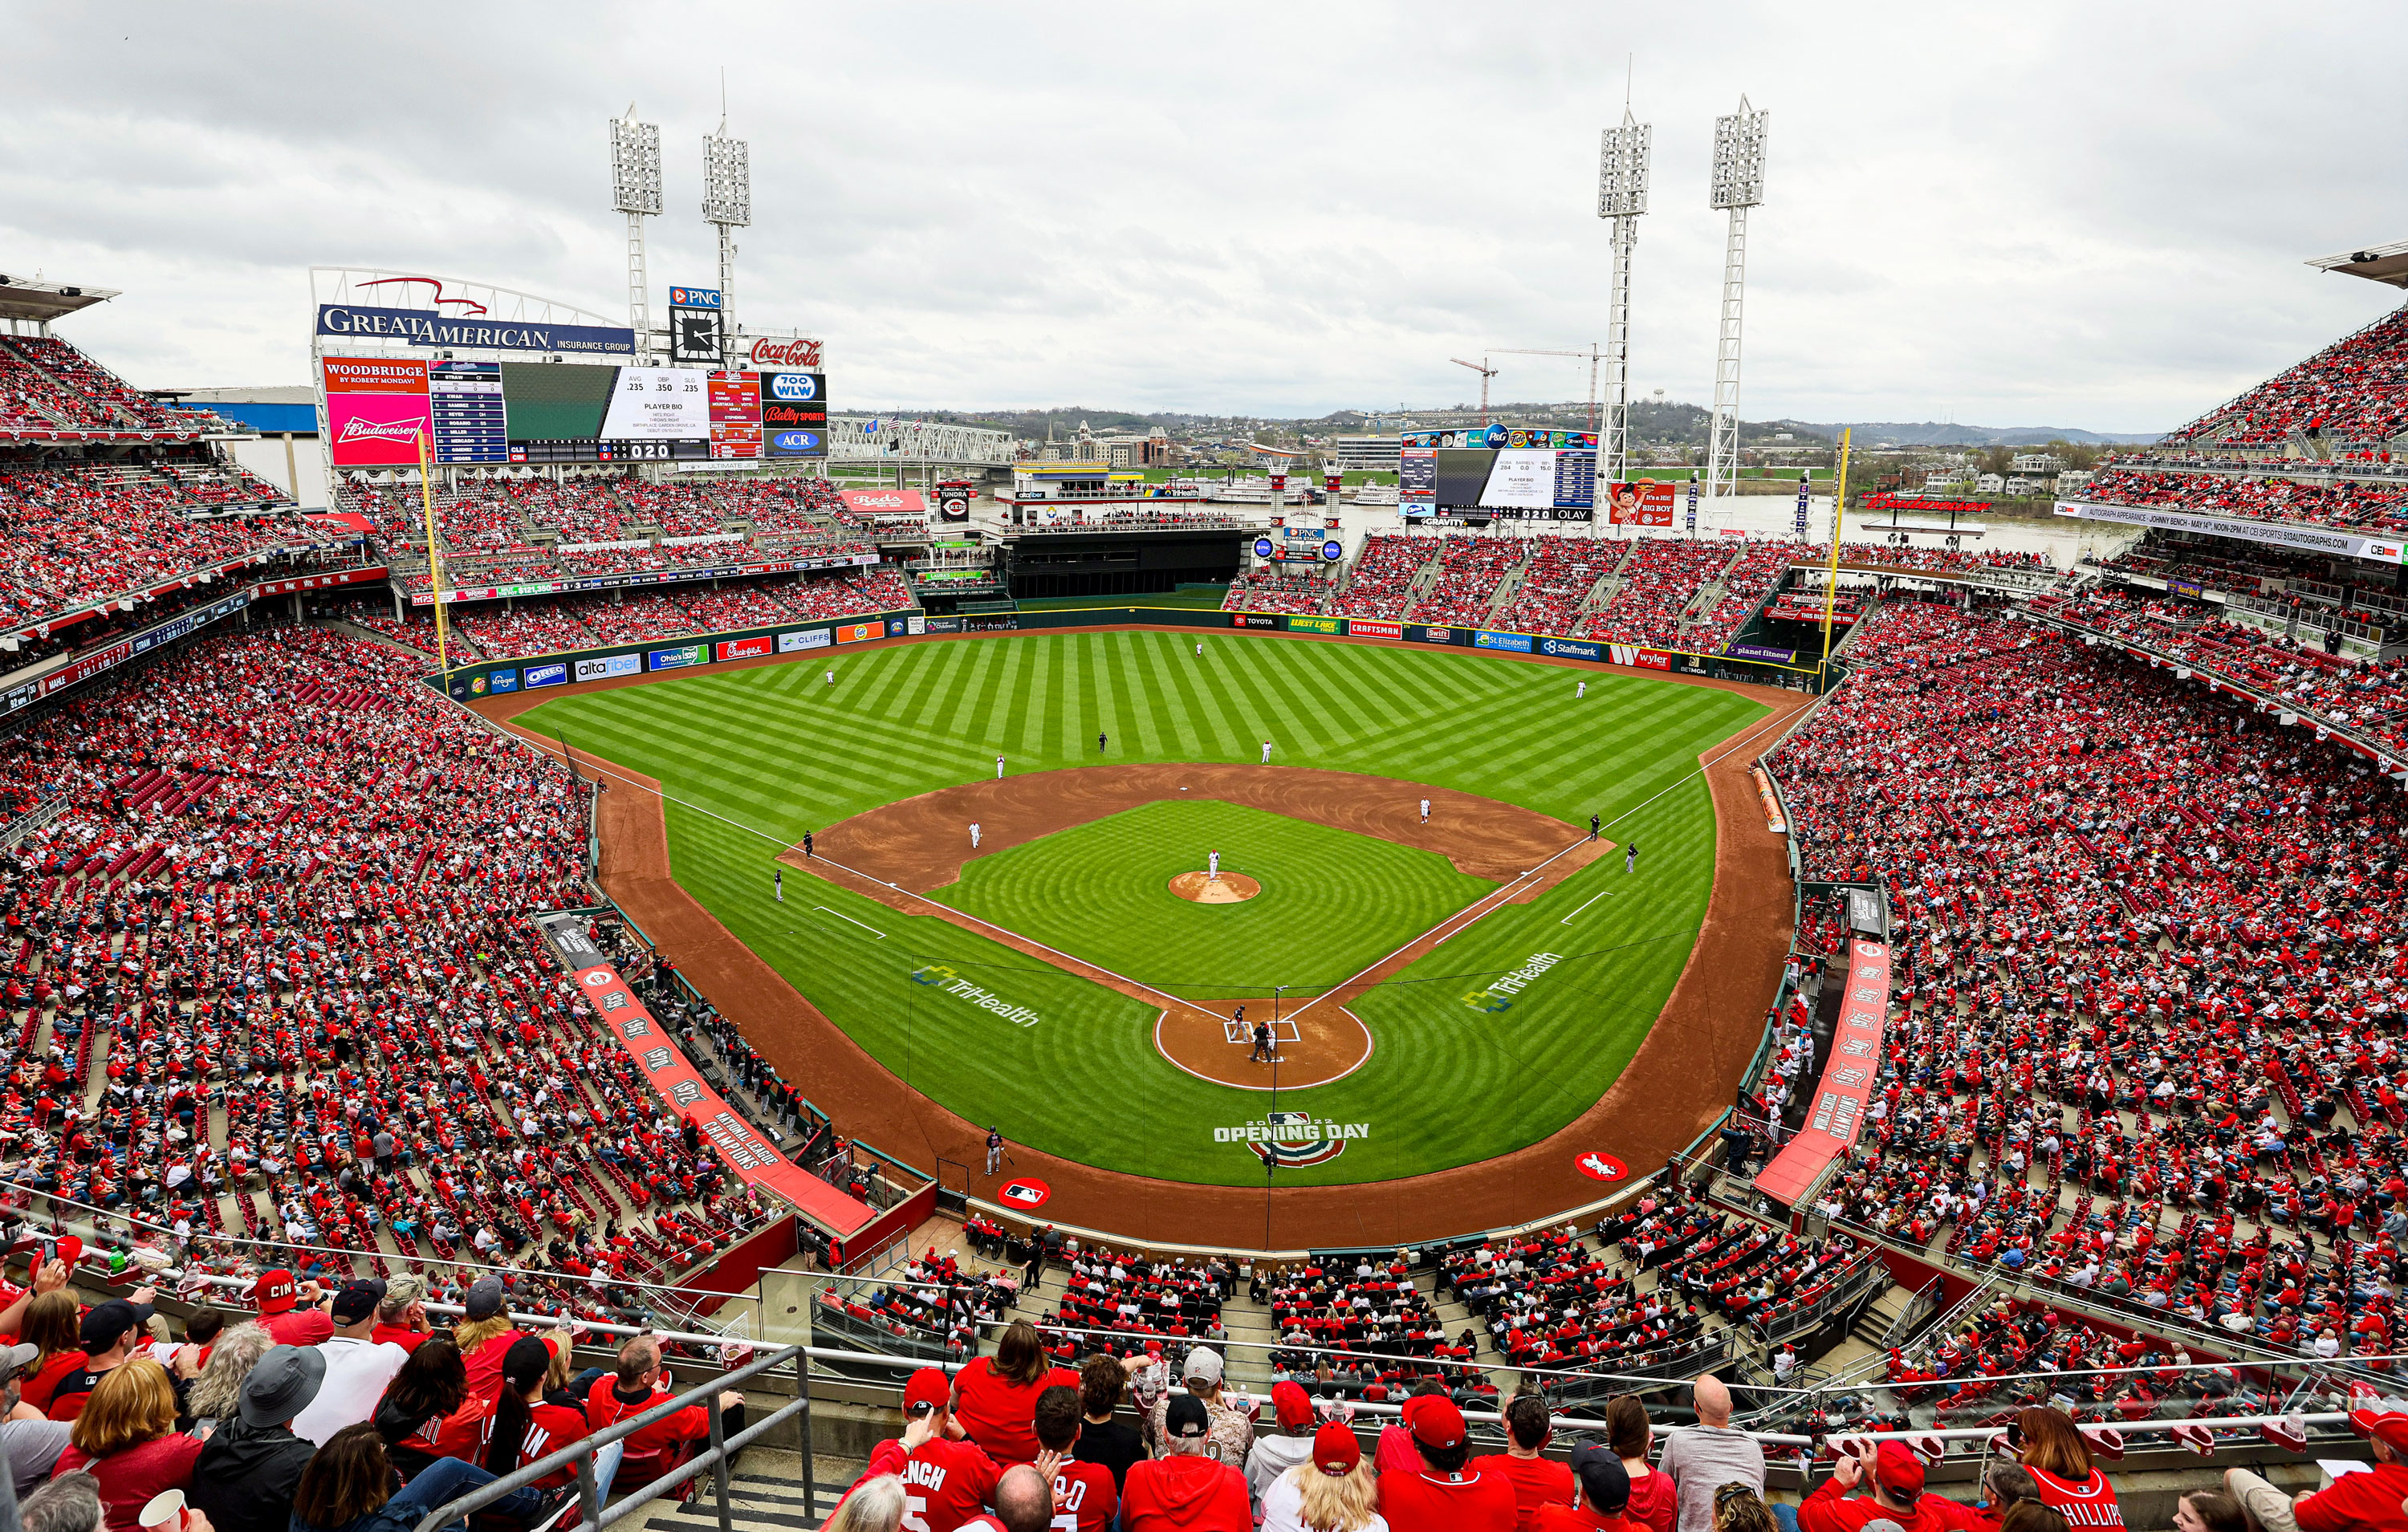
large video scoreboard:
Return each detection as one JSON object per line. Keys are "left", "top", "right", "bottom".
{"left": 322, "top": 359, "right": 827, "bottom": 468}
{"left": 1398, "top": 426, "right": 1597, "bottom": 523}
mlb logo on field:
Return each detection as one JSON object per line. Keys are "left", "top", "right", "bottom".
{"left": 999, "top": 1177, "right": 1051, "bottom": 1209}
{"left": 1267, "top": 1111, "right": 1312, "bottom": 1134}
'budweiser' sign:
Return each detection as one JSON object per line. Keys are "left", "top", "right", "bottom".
{"left": 748, "top": 336, "right": 824, "bottom": 368}
{"left": 337, "top": 417, "right": 424, "bottom": 445}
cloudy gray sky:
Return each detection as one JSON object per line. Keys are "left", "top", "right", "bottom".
{"left": 6, "top": 2, "right": 2404, "bottom": 432}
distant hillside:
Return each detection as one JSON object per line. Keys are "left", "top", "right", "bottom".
{"left": 1784, "top": 421, "right": 2156, "bottom": 448}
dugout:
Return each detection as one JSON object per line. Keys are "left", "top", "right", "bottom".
{"left": 997, "top": 524, "right": 1245, "bottom": 599}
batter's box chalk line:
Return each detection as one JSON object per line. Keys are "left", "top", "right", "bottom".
{"left": 1222, "top": 1017, "right": 1304, "bottom": 1044}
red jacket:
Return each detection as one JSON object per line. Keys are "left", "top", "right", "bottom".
{"left": 584, "top": 1376, "right": 711, "bottom": 1461}
{"left": 2293, "top": 1460, "right": 2408, "bottom": 1532}
{"left": 1120, "top": 1453, "right": 1251, "bottom": 1532}
{"left": 1798, "top": 1477, "right": 1980, "bottom": 1532}
{"left": 1378, "top": 1465, "right": 1519, "bottom": 1532}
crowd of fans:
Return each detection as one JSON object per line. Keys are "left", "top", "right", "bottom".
{"left": 1220, "top": 569, "right": 1331, "bottom": 616}
{"left": 2034, "top": 584, "right": 2408, "bottom": 755}
{"left": 0, "top": 467, "right": 313, "bottom": 640}
{"left": 343, "top": 568, "right": 914, "bottom": 662}
{"left": 0, "top": 338, "right": 194, "bottom": 435}
{"left": 1772, "top": 595, "right": 2408, "bottom": 1416}
{"left": 0, "top": 624, "right": 802, "bottom": 1340}
{"left": 2159, "top": 301, "right": 2408, "bottom": 453}
{"left": 2082, "top": 465, "right": 2408, "bottom": 537}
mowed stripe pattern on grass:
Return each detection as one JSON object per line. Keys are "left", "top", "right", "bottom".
{"left": 517, "top": 632, "right": 1765, "bottom": 1185}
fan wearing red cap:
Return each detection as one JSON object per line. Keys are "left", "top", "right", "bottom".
{"left": 1377, "top": 1395, "right": 1517, "bottom": 1532}
{"left": 2227, "top": 1408, "right": 2408, "bottom": 1532}
{"left": 1243, "top": 1382, "right": 1322, "bottom": 1510}
{"left": 836, "top": 1367, "right": 1005, "bottom": 1532}
{"left": 1798, "top": 1442, "right": 1978, "bottom": 1532}
{"left": 253, "top": 1269, "right": 334, "bottom": 1348}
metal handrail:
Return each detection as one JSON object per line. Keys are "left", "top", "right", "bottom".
{"left": 411, "top": 1342, "right": 810, "bottom": 1532}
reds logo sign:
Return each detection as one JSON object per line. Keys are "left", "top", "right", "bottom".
{"left": 748, "top": 337, "right": 824, "bottom": 368}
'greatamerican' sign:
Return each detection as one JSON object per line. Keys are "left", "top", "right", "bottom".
{"left": 315, "top": 304, "right": 635, "bottom": 356}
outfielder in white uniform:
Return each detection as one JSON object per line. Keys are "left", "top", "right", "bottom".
{"left": 826, "top": 671, "right": 835, "bottom": 686}
{"left": 1259, "top": 740, "right": 1272, "bottom": 765}
{"left": 1576, "top": 680, "right": 1586, "bottom": 699}
{"left": 995, "top": 754, "right": 1005, "bottom": 779}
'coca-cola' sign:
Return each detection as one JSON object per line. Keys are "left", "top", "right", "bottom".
{"left": 747, "top": 336, "right": 824, "bottom": 368}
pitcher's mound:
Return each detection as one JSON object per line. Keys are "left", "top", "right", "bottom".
{"left": 1170, "top": 872, "right": 1260, "bottom": 904}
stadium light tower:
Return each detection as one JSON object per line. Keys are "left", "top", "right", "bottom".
{"left": 702, "top": 112, "right": 750, "bottom": 371}
{"left": 1597, "top": 105, "right": 1652, "bottom": 484}
{"left": 1705, "top": 95, "right": 1768, "bottom": 509}
{"left": 609, "top": 107, "right": 663, "bottom": 365}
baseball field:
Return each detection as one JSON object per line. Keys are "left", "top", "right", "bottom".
{"left": 509, "top": 629, "right": 1768, "bottom": 1190}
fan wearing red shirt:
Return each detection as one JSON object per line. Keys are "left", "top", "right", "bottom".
{"left": 1377, "top": 1396, "right": 1517, "bottom": 1532}
{"left": 1534, "top": 1448, "right": 1633, "bottom": 1532}
{"left": 1472, "top": 1395, "right": 1576, "bottom": 1532}
{"left": 836, "top": 1367, "right": 1003, "bottom": 1532}
{"left": 2005, "top": 1407, "right": 2125, "bottom": 1530}
{"left": 370, "top": 1274, "right": 433, "bottom": 1355}
{"left": 1035, "top": 1383, "right": 1117, "bottom": 1532}
{"left": 2227, "top": 1406, "right": 2408, "bottom": 1532}
{"left": 1798, "top": 1444, "right": 1979, "bottom": 1532}
{"left": 250, "top": 1270, "right": 334, "bottom": 1349}
{"left": 951, "top": 1320, "right": 1079, "bottom": 1466}
{"left": 584, "top": 1335, "right": 744, "bottom": 1488}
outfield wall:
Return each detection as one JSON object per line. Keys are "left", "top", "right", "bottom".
{"left": 429, "top": 603, "right": 1829, "bottom": 698}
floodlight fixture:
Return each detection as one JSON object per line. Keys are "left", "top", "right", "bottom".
{"left": 1597, "top": 112, "right": 1651, "bottom": 220}
{"left": 703, "top": 131, "right": 750, "bottom": 228}
{"left": 1710, "top": 95, "right": 1769, "bottom": 210}
{"left": 609, "top": 110, "right": 663, "bottom": 216}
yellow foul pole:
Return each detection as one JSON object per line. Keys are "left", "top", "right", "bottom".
{"left": 416, "top": 430, "right": 450, "bottom": 673}
{"left": 1819, "top": 427, "right": 1852, "bottom": 674}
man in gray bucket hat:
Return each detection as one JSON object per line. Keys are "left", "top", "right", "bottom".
{"left": 189, "top": 1346, "right": 325, "bottom": 1532}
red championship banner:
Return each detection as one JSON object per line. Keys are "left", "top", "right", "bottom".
{"left": 543, "top": 923, "right": 876, "bottom": 1237}
{"left": 1754, "top": 937, "right": 1891, "bottom": 1207}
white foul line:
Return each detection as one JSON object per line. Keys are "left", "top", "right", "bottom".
{"left": 1559, "top": 888, "right": 1617, "bottom": 924}
{"left": 813, "top": 906, "right": 889, "bottom": 939}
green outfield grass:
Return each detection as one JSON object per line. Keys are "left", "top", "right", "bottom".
{"left": 515, "top": 630, "right": 1764, "bottom": 1185}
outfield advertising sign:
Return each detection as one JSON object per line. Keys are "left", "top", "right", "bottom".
{"left": 576, "top": 653, "right": 642, "bottom": 681}
{"left": 1348, "top": 620, "right": 1404, "bottom": 640}
{"left": 1537, "top": 636, "right": 1604, "bottom": 661}
{"left": 779, "top": 628, "right": 834, "bottom": 652}
{"left": 836, "top": 621, "right": 880, "bottom": 644}
{"left": 1724, "top": 642, "right": 1797, "bottom": 664}
{"left": 717, "top": 635, "right": 774, "bottom": 661}
{"left": 1473, "top": 629, "right": 1534, "bottom": 653}
{"left": 1285, "top": 615, "right": 1342, "bottom": 634}
{"left": 649, "top": 644, "right": 706, "bottom": 671}
{"left": 488, "top": 669, "right": 519, "bottom": 693}
{"left": 1232, "top": 613, "right": 1279, "bottom": 630}
{"left": 523, "top": 662, "right": 567, "bottom": 688}
{"left": 1409, "top": 625, "right": 1465, "bottom": 646}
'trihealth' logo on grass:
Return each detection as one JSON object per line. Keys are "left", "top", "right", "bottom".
{"left": 909, "top": 965, "right": 1041, "bottom": 1027}
{"left": 1462, "top": 951, "right": 1565, "bottom": 1013}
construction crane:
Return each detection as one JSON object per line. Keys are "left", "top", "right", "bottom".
{"left": 1449, "top": 356, "right": 1499, "bottom": 426}
{"left": 1490, "top": 345, "right": 1604, "bottom": 433}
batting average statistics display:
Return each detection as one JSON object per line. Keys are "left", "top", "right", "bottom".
{"left": 319, "top": 356, "right": 827, "bottom": 468}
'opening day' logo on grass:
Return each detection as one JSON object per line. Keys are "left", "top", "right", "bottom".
{"left": 1462, "top": 951, "right": 1565, "bottom": 1013}
{"left": 908, "top": 965, "right": 1041, "bottom": 1027}
{"left": 1217, "top": 1111, "right": 1367, "bottom": 1167}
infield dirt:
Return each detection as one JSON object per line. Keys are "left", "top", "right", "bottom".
{"left": 478, "top": 629, "right": 1809, "bottom": 1250}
